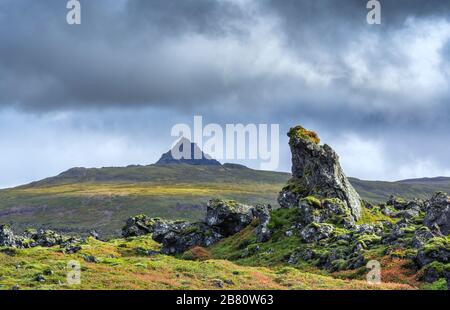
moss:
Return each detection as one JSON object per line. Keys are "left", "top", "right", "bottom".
{"left": 357, "top": 206, "right": 396, "bottom": 225}
{"left": 424, "top": 261, "right": 450, "bottom": 274}
{"left": 282, "top": 178, "right": 305, "bottom": 195}
{"left": 303, "top": 196, "right": 322, "bottom": 208}
{"left": 356, "top": 234, "right": 382, "bottom": 249}
{"left": 423, "top": 236, "right": 450, "bottom": 255}
{"left": 421, "top": 278, "right": 448, "bottom": 290}
{"left": 331, "top": 259, "right": 348, "bottom": 271}
{"left": 209, "top": 199, "right": 239, "bottom": 210}
{"left": 267, "top": 208, "right": 299, "bottom": 231}
{"left": 288, "top": 126, "right": 321, "bottom": 144}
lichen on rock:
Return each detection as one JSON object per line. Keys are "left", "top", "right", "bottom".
{"left": 279, "top": 125, "right": 362, "bottom": 221}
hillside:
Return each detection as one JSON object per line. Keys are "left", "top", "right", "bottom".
{"left": 0, "top": 235, "right": 413, "bottom": 290}
{"left": 1, "top": 161, "right": 450, "bottom": 237}
{"left": 349, "top": 177, "right": 450, "bottom": 202}
{"left": 0, "top": 164, "right": 289, "bottom": 236}
{"left": 1, "top": 126, "right": 449, "bottom": 291}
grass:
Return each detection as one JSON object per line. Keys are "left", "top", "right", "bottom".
{"left": 0, "top": 182, "right": 284, "bottom": 236}
{"left": 0, "top": 236, "right": 413, "bottom": 290}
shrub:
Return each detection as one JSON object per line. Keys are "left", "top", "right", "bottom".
{"left": 182, "top": 246, "right": 212, "bottom": 261}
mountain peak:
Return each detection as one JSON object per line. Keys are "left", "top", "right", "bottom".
{"left": 155, "top": 138, "right": 221, "bottom": 166}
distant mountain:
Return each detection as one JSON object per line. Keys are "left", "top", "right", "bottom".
{"left": 397, "top": 177, "right": 450, "bottom": 185}
{"left": 349, "top": 177, "right": 450, "bottom": 202}
{"left": 155, "top": 138, "right": 221, "bottom": 166}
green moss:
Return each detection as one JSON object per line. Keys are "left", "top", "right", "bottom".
{"left": 267, "top": 208, "right": 299, "bottom": 231}
{"left": 282, "top": 178, "right": 305, "bottom": 196}
{"left": 356, "top": 234, "right": 382, "bottom": 249}
{"left": 288, "top": 126, "right": 321, "bottom": 144}
{"left": 423, "top": 236, "right": 450, "bottom": 255}
{"left": 422, "top": 278, "right": 448, "bottom": 290}
{"left": 331, "top": 259, "right": 347, "bottom": 271}
{"left": 357, "top": 206, "right": 396, "bottom": 225}
{"left": 303, "top": 196, "right": 322, "bottom": 208}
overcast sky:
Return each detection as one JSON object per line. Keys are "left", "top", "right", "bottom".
{"left": 1, "top": 0, "right": 450, "bottom": 188}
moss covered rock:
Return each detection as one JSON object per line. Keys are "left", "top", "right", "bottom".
{"left": 279, "top": 125, "right": 361, "bottom": 220}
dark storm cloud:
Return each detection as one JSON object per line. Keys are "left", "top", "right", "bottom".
{"left": 0, "top": 0, "right": 448, "bottom": 116}
{"left": 0, "top": 0, "right": 255, "bottom": 110}
{"left": 0, "top": 0, "right": 450, "bottom": 183}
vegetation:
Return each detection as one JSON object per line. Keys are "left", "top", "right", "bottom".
{"left": 0, "top": 236, "right": 412, "bottom": 290}
{"left": 288, "top": 126, "right": 321, "bottom": 144}
{"left": 1, "top": 164, "right": 450, "bottom": 237}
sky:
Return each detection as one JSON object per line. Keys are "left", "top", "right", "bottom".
{"left": 0, "top": 0, "right": 450, "bottom": 188}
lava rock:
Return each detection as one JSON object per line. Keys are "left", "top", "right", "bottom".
{"left": 122, "top": 214, "right": 160, "bottom": 237}
{"left": 152, "top": 220, "right": 223, "bottom": 255}
{"left": 253, "top": 204, "right": 272, "bottom": 242}
{"left": 416, "top": 237, "right": 450, "bottom": 267}
{"left": 424, "top": 192, "right": 450, "bottom": 235}
{"left": 278, "top": 126, "right": 361, "bottom": 220}
{"left": 0, "top": 225, "right": 17, "bottom": 247}
{"left": 300, "top": 223, "right": 334, "bottom": 243}
{"left": 205, "top": 199, "right": 254, "bottom": 236}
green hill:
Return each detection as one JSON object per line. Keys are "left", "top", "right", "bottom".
{"left": 0, "top": 162, "right": 449, "bottom": 237}
{"left": 0, "top": 164, "right": 289, "bottom": 236}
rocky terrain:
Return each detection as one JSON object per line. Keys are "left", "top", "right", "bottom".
{"left": 1, "top": 125, "right": 449, "bottom": 290}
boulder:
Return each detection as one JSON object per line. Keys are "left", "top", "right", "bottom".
{"left": 150, "top": 199, "right": 257, "bottom": 254}
{"left": 300, "top": 223, "right": 334, "bottom": 243}
{"left": 278, "top": 126, "right": 361, "bottom": 220}
{"left": 122, "top": 214, "right": 159, "bottom": 237}
{"left": 424, "top": 192, "right": 450, "bottom": 235}
{"left": 297, "top": 197, "right": 355, "bottom": 229}
{"left": 31, "top": 230, "right": 64, "bottom": 247}
{"left": 253, "top": 204, "right": 272, "bottom": 242}
{"left": 416, "top": 237, "right": 450, "bottom": 267}
{"left": 152, "top": 220, "right": 222, "bottom": 255}
{"left": 0, "top": 225, "right": 16, "bottom": 247}
{"left": 411, "top": 227, "right": 435, "bottom": 249}
{"left": 0, "top": 225, "right": 82, "bottom": 250}
{"left": 205, "top": 199, "right": 254, "bottom": 236}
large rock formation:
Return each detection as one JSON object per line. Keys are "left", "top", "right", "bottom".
{"left": 126, "top": 199, "right": 260, "bottom": 254}
{"left": 152, "top": 221, "right": 223, "bottom": 255}
{"left": 205, "top": 199, "right": 254, "bottom": 236}
{"left": 122, "top": 214, "right": 159, "bottom": 237}
{"left": 424, "top": 192, "right": 450, "bottom": 235}
{"left": 0, "top": 225, "right": 82, "bottom": 251}
{"left": 278, "top": 126, "right": 362, "bottom": 220}
{"left": 0, "top": 225, "right": 17, "bottom": 247}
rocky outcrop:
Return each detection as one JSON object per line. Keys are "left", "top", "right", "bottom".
{"left": 152, "top": 221, "right": 222, "bottom": 255}
{"left": 0, "top": 225, "right": 17, "bottom": 247}
{"left": 253, "top": 204, "right": 272, "bottom": 243}
{"left": 424, "top": 192, "right": 450, "bottom": 235}
{"left": 205, "top": 199, "right": 254, "bottom": 236}
{"left": 278, "top": 126, "right": 361, "bottom": 220}
{"left": 385, "top": 195, "right": 424, "bottom": 219}
{"left": 297, "top": 197, "right": 355, "bottom": 229}
{"left": 122, "top": 214, "right": 160, "bottom": 237}
{"left": 122, "top": 199, "right": 258, "bottom": 254}
{"left": 0, "top": 225, "right": 82, "bottom": 250}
